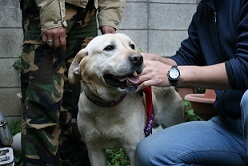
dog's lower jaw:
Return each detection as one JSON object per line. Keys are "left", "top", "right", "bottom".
{"left": 120, "top": 85, "right": 138, "bottom": 92}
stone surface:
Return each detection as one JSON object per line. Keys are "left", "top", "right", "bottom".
{"left": 0, "top": 0, "right": 22, "bottom": 27}
{"left": 0, "top": 88, "right": 22, "bottom": 117}
{"left": 0, "top": 29, "right": 23, "bottom": 58}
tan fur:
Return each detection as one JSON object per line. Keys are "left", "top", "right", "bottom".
{"left": 68, "top": 33, "right": 184, "bottom": 166}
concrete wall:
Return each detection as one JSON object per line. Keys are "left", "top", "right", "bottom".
{"left": 0, "top": 0, "right": 197, "bottom": 120}
{"left": 0, "top": 0, "right": 23, "bottom": 121}
{"left": 119, "top": 0, "right": 197, "bottom": 56}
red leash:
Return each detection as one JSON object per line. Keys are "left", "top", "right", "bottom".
{"left": 143, "top": 86, "right": 155, "bottom": 137}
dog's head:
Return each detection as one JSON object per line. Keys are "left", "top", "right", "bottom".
{"left": 68, "top": 33, "right": 143, "bottom": 97}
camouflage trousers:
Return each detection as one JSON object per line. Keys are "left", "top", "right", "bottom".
{"left": 20, "top": 2, "right": 96, "bottom": 165}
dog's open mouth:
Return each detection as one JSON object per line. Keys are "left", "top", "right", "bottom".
{"left": 103, "top": 72, "right": 140, "bottom": 91}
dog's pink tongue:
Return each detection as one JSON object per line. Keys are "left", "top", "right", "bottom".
{"left": 127, "top": 76, "right": 140, "bottom": 84}
{"left": 120, "top": 76, "right": 140, "bottom": 84}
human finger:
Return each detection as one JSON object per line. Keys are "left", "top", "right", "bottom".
{"left": 46, "top": 38, "right": 53, "bottom": 47}
{"left": 42, "top": 30, "right": 53, "bottom": 46}
{"left": 53, "top": 36, "right": 60, "bottom": 48}
{"left": 101, "top": 26, "right": 116, "bottom": 34}
{"left": 42, "top": 33, "right": 47, "bottom": 43}
{"left": 60, "top": 36, "right": 67, "bottom": 52}
{"left": 137, "top": 79, "right": 155, "bottom": 91}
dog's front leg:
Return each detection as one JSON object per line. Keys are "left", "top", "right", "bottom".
{"left": 124, "top": 148, "right": 136, "bottom": 166}
{"left": 87, "top": 147, "right": 106, "bottom": 166}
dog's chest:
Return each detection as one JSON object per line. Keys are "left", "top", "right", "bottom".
{"left": 77, "top": 94, "right": 146, "bottom": 144}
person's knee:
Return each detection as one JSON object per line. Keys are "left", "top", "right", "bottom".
{"left": 135, "top": 139, "right": 154, "bottom": 166}
{"left": 241, "top": 90, "right": 248, "bottom": 108}
{"left": 241, "top": 90, "right": 248, "bottom": 117}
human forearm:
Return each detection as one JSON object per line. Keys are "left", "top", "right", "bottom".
{"left": 177, "top": 63, "right": 231, "bottom": 89}
{"left": 137, "top": 59, "right": 231, "bottom": 90}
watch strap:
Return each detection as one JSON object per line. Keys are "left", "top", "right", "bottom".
{"left": 169, "top": 79, "right": 178, "bottom": 86}
{"left": 167, "top": 65, "right": 180, "bottom": 87}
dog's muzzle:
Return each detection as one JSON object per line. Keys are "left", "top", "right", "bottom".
{"left": 103, "top": 54, "right": 143, "bottom": 91}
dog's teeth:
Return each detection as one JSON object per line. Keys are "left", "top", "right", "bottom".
{"left": 133, "top": 72, "right": 138, "bottom": 77}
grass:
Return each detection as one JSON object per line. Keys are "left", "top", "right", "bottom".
{"left": 106, "top": 149, "right": 129, "bottom": 166}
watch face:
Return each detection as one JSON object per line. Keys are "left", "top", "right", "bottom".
{"left": 170, "top": 68, "right": 179, "bottom": 79}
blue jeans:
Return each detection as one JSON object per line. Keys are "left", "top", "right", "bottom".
{"left": 241, "top": 90, "right": 248, "bottom": 157}
{"left": 136, "top": 92, "right": 248, "bottom": 166}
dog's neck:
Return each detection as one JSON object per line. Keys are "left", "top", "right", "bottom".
{"left": 84, "top": 88, "right": 126, "bottom": 107}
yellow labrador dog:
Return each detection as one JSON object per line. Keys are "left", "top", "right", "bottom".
{"left": 68, "top": 33, "right": 184, "bottom": 166}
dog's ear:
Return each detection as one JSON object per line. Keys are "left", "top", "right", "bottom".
{"left": 68, "top": 49, "right": 88, "bottom": 85}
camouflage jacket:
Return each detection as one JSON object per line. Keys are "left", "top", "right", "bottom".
{"left": 33, "top": 0, "right": 125, "bottom": 31}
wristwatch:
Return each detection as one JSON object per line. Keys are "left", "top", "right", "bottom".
{"left": 167, "top": 66, "right": 180, "bottom": 86}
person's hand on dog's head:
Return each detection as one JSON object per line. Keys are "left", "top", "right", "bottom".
{"left": 137, "top": 60, "right": 172, "bottom": 91}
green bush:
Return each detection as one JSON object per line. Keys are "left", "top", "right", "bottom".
{"left": 106, "top": 149, "right": 129, "bottom": 166}
{"left": 183, "top": 100, "right": 201, "bottom": 122}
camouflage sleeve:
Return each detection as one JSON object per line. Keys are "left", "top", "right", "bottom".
{"left": 97, "top": 0, "right": 125, "bottom": 30}
{"left": 34, "top": 0, "right": 67, "bottom": 31}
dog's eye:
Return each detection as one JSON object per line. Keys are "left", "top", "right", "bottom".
{"left": 104, "top": 45, "right": 115, "bottom": 51}
{"left": 130, "top": 44, "right": 135, "bottom": 50}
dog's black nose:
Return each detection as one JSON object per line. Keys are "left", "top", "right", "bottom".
{"left": 128, "top": 54, "right": 143, "bottom": 66}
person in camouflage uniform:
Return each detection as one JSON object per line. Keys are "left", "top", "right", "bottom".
{"left": 19, "top": 0, "right": 125, "bottom": 165}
